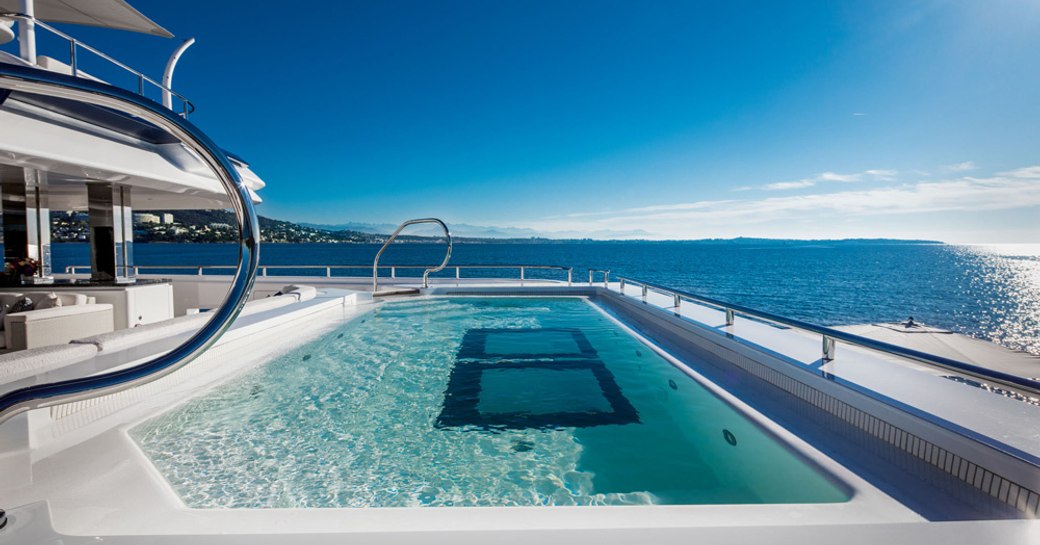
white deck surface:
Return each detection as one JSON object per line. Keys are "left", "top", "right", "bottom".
{"left": 835, "top": 322, "right": 1040, "bottom": 380}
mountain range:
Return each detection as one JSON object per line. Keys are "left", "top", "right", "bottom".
{"left": 299, "top": 222, "right": 654, "bottom": 240}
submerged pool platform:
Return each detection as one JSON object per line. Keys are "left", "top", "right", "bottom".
{"left": 437, "top": 327, "right": 640, "bottom": 429}
{"left": 131, "top": 297, "right": 851, "bottom": 508}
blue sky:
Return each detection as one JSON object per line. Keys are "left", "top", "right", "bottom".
{"left": 33, "top": 1, "right": 1040, "bottom": 241}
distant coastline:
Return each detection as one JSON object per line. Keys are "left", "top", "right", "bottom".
{"left": 50, "top": 210, "right": 942, "bottom": 245}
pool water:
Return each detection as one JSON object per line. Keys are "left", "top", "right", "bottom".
{"left": 132, "top": 297, "right": 850, "bottom": 508}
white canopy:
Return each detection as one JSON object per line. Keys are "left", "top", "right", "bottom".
{"left": 0, "top": 0, "right": 172, "bottom": 37}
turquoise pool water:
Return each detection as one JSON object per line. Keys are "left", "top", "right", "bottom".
{"left": 132, "top": 297, "right": 850, "bottom": 508}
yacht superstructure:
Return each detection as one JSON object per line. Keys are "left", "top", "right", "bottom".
{"left": 0, "top": 3, "right": 1037, "bottom": 544}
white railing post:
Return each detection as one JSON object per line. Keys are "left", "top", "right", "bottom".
{"left": 823, "top": 336, "right": 836, "bottom": 361}
{"left": 725, "top": 308, "right": 735, "bottom": 326}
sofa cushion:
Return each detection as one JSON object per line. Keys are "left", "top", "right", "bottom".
{"left": 6, "top": 304, "right": 113, "bottom": 323}
{"left": 0, "top": 293, "right": 25, "bottom": 307}
{"left": 238, "top": 294, "right": 296, "bottom": 316}
{"left": 71, "top": 312, "right": 209, "bottom": 353}
{"left": 5, "top": 304, "right": 116, "bottom": 350}
{"left": 276, "top": 284, "right": 318, "bottom": 302}
{"left": 25, "top": 292, "right": 89, "bottom": 307}
{"left": 0, "top": 292, "right": 23, "bottom": 332}
{"left": 9, "top": 297, "right": 34, "bottom": 314}
{"left": 33, "top": 292, "right": 63, "bottom": 310}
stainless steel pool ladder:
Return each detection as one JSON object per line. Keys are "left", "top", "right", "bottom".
{"left": 0, "top": 63, "right": 260, "bottom": 425}
{"left": 372, "top": 218, "right": 452, "bottom": 292}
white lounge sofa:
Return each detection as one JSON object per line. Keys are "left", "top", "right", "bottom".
{"left": 1, "top": 292, "right": 115, "bottom": 351}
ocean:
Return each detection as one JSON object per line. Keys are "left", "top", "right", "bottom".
{"left": 51, "top": 242, "right": 1040, "bottom": 356}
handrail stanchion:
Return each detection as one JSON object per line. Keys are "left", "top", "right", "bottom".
{"left": 641, "top": 284, "right": 648, "bottom": 303}
{"left": 587, "top": 269, "right": 610, "bottom": 288}
{"left": 673, "top": 293, "right": 681, "bottom": 315}
{"left": 520, "top": 266, "right": 525, "bottom": 286}
{"left": 619, "top": 278, "right": 626, "bottom": 295}
{"left": 567, "top": 268, "right": 572, "bottom": 286}
{"left": 725, "top": 308, "right": 735, "bottom": 327}
{"left": 823, "top": 336, "right": 837, "bottom": 362}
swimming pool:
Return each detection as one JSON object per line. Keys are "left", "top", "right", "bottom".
{"left": 132, "top": 297, "right": 850, "bottom": 508}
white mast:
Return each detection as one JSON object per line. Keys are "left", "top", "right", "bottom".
{"left": 18, "top": 0, "right": 35, "bottom": 63}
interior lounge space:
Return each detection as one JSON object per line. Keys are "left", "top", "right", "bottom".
{"left": 0, "top": 163, "right": 175, "bottom": 352}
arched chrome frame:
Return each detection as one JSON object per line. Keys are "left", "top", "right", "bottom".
{"left": 372, "top": 218, "right": 452, "bottom": 291}
{"left": 0, "top": 63, "right": 260, "bottom": 424}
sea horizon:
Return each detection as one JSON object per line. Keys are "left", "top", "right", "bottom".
{"left": 51, "top": 241, "right": 1040, "bottom": 358}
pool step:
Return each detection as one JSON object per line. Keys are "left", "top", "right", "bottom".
{"left": 372, "top": 288, "right": 421, "bottom": 297}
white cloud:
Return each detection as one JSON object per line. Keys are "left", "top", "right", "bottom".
{"left": 532, "top": 166, "right": 1040, "bottom": 239}
{"left": 818, "top": 171, "right": 862, "bottom": 183}
{"left": 864, "top": 169, "right": 898, "bottom": 180}
{"left": 764, "top": 180, "right": 816, "bottom": 190}
{"left": 852, "top": 112, "right": 868, "bottom": 116}
{"left": 944, "top": 161, "right": 976, "bottom": 172}
{"left": 751, "top": 168, "right": 897, "bottom": 191}
{"left": 999, "top": 166, "right": 1040, "bottom": 178}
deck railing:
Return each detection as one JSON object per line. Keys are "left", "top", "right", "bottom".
{"left": 64, "top": 264, "right": 574, "bottom": 286}
{"left": 612, "top": 275, "right": 1040, "bottom": 396}
{"left": 0, "top": 13, "right": 196, "bottom": 117}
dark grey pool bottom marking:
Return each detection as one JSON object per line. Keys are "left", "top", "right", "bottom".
{"left": 438, "top": 328, "right": 639, "bottom": 430}
{"left": 455, "top": 327, "right": 598, "bottom": 360}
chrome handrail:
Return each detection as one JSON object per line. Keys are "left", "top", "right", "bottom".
{"left": 372, "top": 218, "right": 452, "bottom": 291}
{"left": 0, "top": 63, "right": 258, "bottom": 423}
{"left": 0, "top": 13, "right": 196, "bottom": 117}
{"left": 613, "top": 275, "right": 1040, "bottom": 395}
